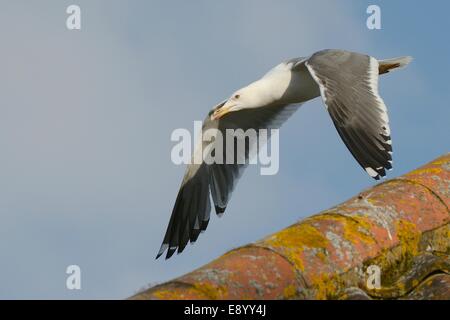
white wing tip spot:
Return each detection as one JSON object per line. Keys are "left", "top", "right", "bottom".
{"left": 365, "top": 167, "right": 379, "bottom": 178}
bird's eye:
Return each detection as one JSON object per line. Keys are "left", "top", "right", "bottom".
{"left": 234, "top": 94, "right": 240, "bottom": 99}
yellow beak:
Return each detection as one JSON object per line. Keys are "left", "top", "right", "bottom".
{"left": 211, "top": 105, "right": 234, "bottom": 121}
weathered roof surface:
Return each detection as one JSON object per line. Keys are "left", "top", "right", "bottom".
{"left": 133, "top": 153, "right": 450, "bottom": 300}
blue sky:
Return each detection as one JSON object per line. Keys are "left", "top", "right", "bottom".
{"left": 0, "top": 1, "right": 448, "bottom": 299}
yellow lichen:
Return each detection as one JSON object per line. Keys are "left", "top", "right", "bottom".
{"left": 310, "top": 273, "right": 340, "bottom": 300}
{"left": 313, "top": 213, "right": 376, "bottom": 245}
{"left": 153, "top": 289, "right": 178, "bottom": 300}
{"left": 396, "top": 219, "right": 421, "bottom": 258}
{"left": 261, "top": 222, "right": 328, "bottom": 271}
{"left": 193, "top": 282, "right": 227, "bottom": 300}
{"left": 153, "top": 287, "right": 204, "bottom": 300}
{"left": 430, "top": 157, "right": 449, "bottom": 166}
{"left": 410, "top": 167, "right": 442, "bottom": 176}
{"left": 362, "top": 220, "right": 422, "bottom": 291}
{"left": 283, "top": 284, "right": 297, "bottom": 299}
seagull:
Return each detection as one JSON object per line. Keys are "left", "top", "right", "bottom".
{"left": 157, "top": 49, "right": 412, "bottom": 259}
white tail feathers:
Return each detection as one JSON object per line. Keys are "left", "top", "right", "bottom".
{"left": 378, "top": 56, "right": 413, "bottom": 74}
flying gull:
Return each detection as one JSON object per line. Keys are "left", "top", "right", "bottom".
{"left": 157, "top": 49, "right": 412, "bottom": 259}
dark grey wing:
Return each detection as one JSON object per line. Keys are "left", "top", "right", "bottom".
{"left": 305, "top": 49, "right": 393, "bottom": 180}
{"left": 157, "top": 103, "right": 300, "bottom": 259}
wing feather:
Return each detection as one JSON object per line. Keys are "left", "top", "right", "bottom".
{"left": 157, "top": 103, "right": 300, "bottom": 259}
{"left": 305, "top": 49, "right": 393, "bottom": 180}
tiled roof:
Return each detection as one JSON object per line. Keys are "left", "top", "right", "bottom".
{"left": 133, "top": 154, "right": 450, "bottom": 300}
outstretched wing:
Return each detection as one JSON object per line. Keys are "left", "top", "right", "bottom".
{"left": 157, "top": 103, "right": 300, "bottom": 259}
{"left": 305, "top": 49, "right": 393, "bottom": 180}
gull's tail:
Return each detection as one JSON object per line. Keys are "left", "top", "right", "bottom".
{"left": 378, "top": 56, "right": 413, "bottom": 75}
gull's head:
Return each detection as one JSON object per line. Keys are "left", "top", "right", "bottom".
{"left": 211, "top": 86, "right": 262, "bottom": 121}
{"left": 211, "top": 91, "right": 245, "bottom": 121}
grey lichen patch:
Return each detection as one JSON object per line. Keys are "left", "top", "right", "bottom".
{"left": 326, "top": 231, "right": 354, "bottom": 263}
{"left": 345, "top": 197, "right": 398, "bottom": 241}
{"left": 249, "top": 279, "right": 265, "bottom": 297}
{"left": 195, "top": 268, "right": 233, "bottom": 285}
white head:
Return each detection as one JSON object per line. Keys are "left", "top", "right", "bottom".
{"left": 210, "top": 82, "right": 269, "bottom": 121}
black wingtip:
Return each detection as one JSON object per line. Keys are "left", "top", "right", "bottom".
{"left": 190, "top": 229, "right": 201, "bottom": 243}
{"left": 165, "top": 247, "right": 176, "bottom": 260}
{"left": 372, "top": 168, "right": 388, "bottom": 181}
{"left": 215, "top": 205, "right": 226, "bottom": 215}
{"left": 200, "top": 219, "right": 209, "bottom": 230}
{"left": 177, "top": 242, "right": 187, "bottom": 255}
{"left": 156, "top": 243, "right": 168, "bottom": 260}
